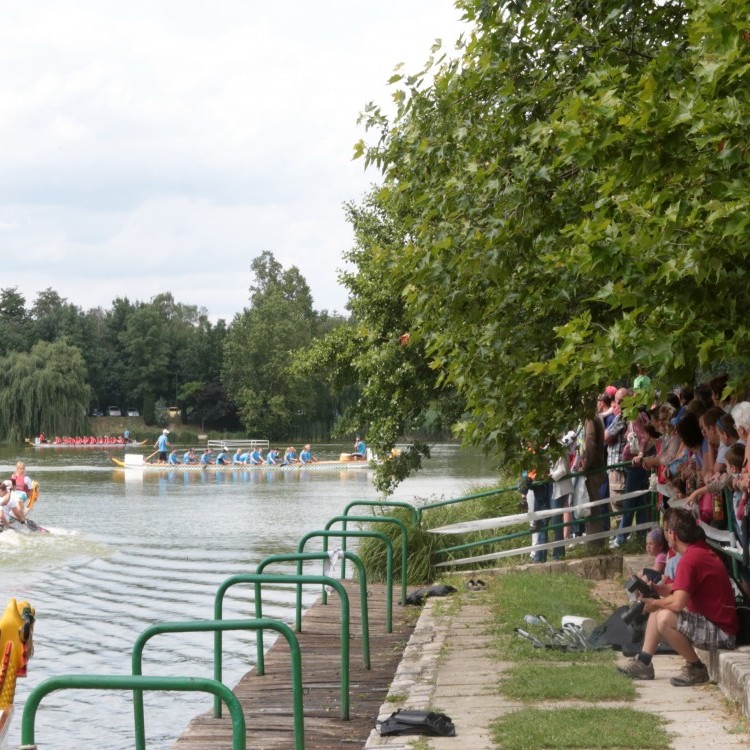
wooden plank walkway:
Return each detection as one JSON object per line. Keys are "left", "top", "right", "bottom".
{"left": 172, "top": 582, "right": 413, "bottom": 750}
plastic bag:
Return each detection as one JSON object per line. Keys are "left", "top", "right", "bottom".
{"left": 377, "top": 709, "right": 456, "bottom": 737}
{"left": 572, "top": 476, "right": 590, "bottom": 519}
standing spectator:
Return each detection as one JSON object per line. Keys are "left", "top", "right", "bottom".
{"left": 605, "top": 388, "right": 629, "bottom": 516}
{"left": 615, "top": 406, "right": 654, "bottom": 546}
{"left": 731, "top": 402, "right": 750, "bottom": 469}
{"left": 580, "top": 412, "right": 607, "bottom": 550}
{"left": 633, "top": 364, "right": 652, "bottom": 393}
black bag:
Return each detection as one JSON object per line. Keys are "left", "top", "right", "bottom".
{"left": 376, "top": 709, "right": 456, "bottom": 737}
{"left": 405, "top": 584, "right": 457, "bottom": 606}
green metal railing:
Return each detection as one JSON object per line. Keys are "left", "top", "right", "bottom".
{"left": 214, "top": 573, "right": 352, "bottom": 720}
{"left": 21, "top": 675, "right": 246, "bottom": 750}
{"left": 256, "top": 552, "right": 371, "bottom": 669}
{"left": 131, "top": 618, "right": 304, "bottom": 750}
{"left": 298, "top": 530, "right": 393, "bottom": 632}
{"left": 342, "top": 499, "right": 420, "bottom": 525}
{"left": 325, "top": 515, "right": 408, "bottom": 606}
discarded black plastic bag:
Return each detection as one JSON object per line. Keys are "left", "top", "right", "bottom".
{"left": 405, "top": 584, "right": 457, "bottom": 606}
{"left": 377, "top": 709, "right": 456, "bottom": 737}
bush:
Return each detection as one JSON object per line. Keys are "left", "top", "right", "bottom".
{"left": 356, "top": 483, "right": 524, "bottom": 585}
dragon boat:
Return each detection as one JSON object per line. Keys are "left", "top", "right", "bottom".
{"left": 111, "top": 453, "right": 373, "bottom": 472}
{"left": 0, "top": 599, "right": 35, "bottom": 742}
{"left": 26, "top": 438, "right": 147, "bottom": 449}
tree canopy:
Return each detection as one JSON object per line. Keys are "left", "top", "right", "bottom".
{"left": 0, "top": 340, "right": 91, "bottom": 442}
{"left": 352, "top": 0, "right": 750, "bottom": 470}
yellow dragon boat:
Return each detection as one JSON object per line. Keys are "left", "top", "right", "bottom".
{"left": 0, "top": 598, "right": 35, "bottom": 742}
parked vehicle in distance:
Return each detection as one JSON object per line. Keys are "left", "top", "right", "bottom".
{"left": 106, "top": 406, "right": 122, "bottom": 417}
{"left": 167, "top": 406, "right": 180, "bottom": 417}
{"left": 90, "top": 408, "right": 103, "bottom": 417}
{"left": 126, "top": 408, "right": 140, "bottom": 417}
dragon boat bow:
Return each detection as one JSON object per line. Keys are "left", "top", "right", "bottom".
{"left": 0, "top": 598, "right": 35, "bottom": 742}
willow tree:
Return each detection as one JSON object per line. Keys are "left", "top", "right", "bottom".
{"left": 0, "top": 340, "right": 91, "bottom": 442}
{"left": 355, "top": 0, "right": 750, "bottom": 471}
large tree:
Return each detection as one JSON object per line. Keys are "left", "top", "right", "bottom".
{"left": 0, "top": 340, "right": 91, "bottom": 441}
{"left": 298, "top": 191, "right": 464, "bottom": 492}
{"left": 223, "top": 252, "right": 320, "bottom": 439}
{"left": 354, "top": 0, "right": 750, "bottom": 470}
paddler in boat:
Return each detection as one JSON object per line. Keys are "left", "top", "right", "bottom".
{"left": 351, "top": 436, "right": 367, "bottom": 460}
{"left": 266, "top": 448, "right": 280, "bottom": 465}
{"left": 216, "top": 447, "right": 231, "bottom": 465}
{"left": 299, "top": 444, "right": 318, "bottom": 464}
{"left": 200, "top": 448, "right": 214, "bottom": 465}
{"left": 183, "top": 448, "right": 198, "bottom": 464}
{"left": 249, "top": 446, "right": 264, "bottom": 465}
{"left": 0, "top": 480, "right": 28, "bottom": 526}
{"left": 167, "top": 449, "right": 181, "bottom": 465}
{"left": 154, "top": 429, "right": 171, "bottom": 462}
{"left": 232, "top": 448, "right": 247, "bottom": 465}
{"left": 10, "top": 461, "right": 35, "bottom": 495}
{"left": 282, "top": 446, "right": 298, "bottom": 465}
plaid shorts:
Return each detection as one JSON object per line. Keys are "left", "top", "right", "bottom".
{"left": 677, "top": 609, "right": 736, "bottom": 650}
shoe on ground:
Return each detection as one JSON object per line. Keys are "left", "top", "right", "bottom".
{"left": 670, "top": 661, "right": 709, "bottom": 687}
{"left": 616, "top": 655, "right": 654, "bottom": 680}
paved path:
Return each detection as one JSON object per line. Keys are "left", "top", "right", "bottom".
{"left": 366, "top": 586, "right": 750, "bottom": 749}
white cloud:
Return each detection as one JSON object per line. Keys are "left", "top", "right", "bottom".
{"left": 0, "top": 0, "right": 467, "bottom": 319}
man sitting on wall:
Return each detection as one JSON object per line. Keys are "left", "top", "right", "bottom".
{"left": 616, "top": 508, "right": 738, "bottom": 686}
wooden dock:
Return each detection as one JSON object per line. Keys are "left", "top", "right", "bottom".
{"left": 172, "top": 582, "right": 413, "bottom": 749}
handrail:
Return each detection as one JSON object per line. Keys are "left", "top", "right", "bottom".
{"left": 342, "top": 500, "right": 420, "bottom": 525}
{"left": 256, "top": 552, "right": 370, "bottom": 669}
{"left": 339, "top": 501, "right": 420, "bottom": 579}
{"left": 21, "top": 674, "right": 246, "bottom": 750}
{"left": 131, "top": 618, "right": 304, "bottom": 750}
{"left": 298, "top": 530, "right": 393, "bottom": 633}
{"left": 214, "top": 573, "right": 352, "bottom": 720}
{"left": 418, "top": 461, "right": 628, "bottom": 513}
{"left": 325, "top": 515, "right": 408, "bottom": 606}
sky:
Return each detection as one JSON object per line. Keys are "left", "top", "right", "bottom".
{"left": 1, "top": 1, "right": 467, "bottom": 322}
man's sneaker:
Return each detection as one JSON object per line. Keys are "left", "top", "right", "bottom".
{"left": 616, "top": 655, "right": 654, "bottom": 680}
{"left": 670, "top": 661, "right": 709, "bottom": 687}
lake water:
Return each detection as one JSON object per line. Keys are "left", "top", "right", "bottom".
{"left": 0, "top": 442, "right": 494, "bottom": 749}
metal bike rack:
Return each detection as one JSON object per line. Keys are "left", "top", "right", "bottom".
{"left": 297, "top": 530, "right": 393, "bottom": 633}
{"left": 256, "top": 552, "right": 371, "bottom": 669}
{"left": 131, "top": 618, "right": 304, "bottom": 750}
{"left": 214, "top": 573, "right": 352, "bottom": 719}
{"left": 326, "top": 515, "right": 409, "bottom": 606}
{"left": 20, "top": 674, "right": 246, "bottom": 750}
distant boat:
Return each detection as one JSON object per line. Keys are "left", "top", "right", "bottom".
{"left": 26, "top": 438, "right": 147, "bottom": 449}
{"left": 111, "top": 453, "right": 373, "bottom": 473}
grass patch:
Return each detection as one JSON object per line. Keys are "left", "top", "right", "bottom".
{"left": 499, "top": 663, "right": 636, "bottom": 702}
{"left": 491, "top": 707, "right": 671, "bottom": 749}
{"left": 490, "top": 571, "right": 611, "bottom": 662}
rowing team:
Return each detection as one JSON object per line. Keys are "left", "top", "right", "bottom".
{"left": 163, "top": 444, "right": 322, "bottom": 466}
{"left": 0, "top": 461, "right": 38, "bottom": 528}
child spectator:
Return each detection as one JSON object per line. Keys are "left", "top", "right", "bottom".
{"left": 644, "top": 527, "right": 668, "bottom": 577}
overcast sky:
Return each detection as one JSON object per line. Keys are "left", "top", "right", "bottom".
{"left": 1, "top": 1, "right": 466, "bottom": 321}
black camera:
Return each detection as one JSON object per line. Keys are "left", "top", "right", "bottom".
{"left": 621, "top": 577, "right": 658, "bottom": 626}
{"left": 624, "top": 576, "right": 657, "bottom": 599}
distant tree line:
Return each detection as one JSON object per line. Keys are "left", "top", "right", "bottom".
{"left": 0, "top": 252, "right": 351, "bottom": 442}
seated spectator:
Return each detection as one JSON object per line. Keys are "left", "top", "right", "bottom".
{"left": 617, "top": 508, "right": 738, "bottom": 685}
